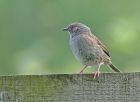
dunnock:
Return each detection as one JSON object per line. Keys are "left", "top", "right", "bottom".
{"left": 63, "top": 22, "right": 121, "bottom": 78}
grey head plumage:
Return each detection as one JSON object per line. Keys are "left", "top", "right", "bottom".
{"left": 63, "top": 22, "right": 91, "bottom": 36}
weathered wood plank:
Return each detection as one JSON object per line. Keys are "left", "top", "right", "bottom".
{"left": 0, "top": 73, "right": 140, "bottom": 102}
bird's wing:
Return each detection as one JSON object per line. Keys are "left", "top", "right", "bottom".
{"left": 94, "top": 35, "right": 110, "bottom": 57}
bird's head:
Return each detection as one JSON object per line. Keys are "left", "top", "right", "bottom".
{"left": 63, "top": 22, "right": 90, "bottom": 35}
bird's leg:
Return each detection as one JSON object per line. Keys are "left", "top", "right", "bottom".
{"left": 79, "top": 65, "right": 88, "bottom": 74}
{"left": 93, "top": 65, "right": 101, "bottom": 79}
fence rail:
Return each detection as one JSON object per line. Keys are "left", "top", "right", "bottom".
{"left": 0, "top": 73, "right": 140, "bottom": 102}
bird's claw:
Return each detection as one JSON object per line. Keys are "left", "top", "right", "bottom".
{"left": 93, "top": 70, "right": 100, "bottom": 79}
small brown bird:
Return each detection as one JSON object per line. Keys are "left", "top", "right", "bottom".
{"left": 63, "top": 22, "right": 121, "bottom": 78}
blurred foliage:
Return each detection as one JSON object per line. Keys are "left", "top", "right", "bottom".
{"left": 0, "top": 0, "right": 140, "bottom": 75}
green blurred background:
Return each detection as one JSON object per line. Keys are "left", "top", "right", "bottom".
{"left": 0, "top": 0, "right": 140, "bottom": 75}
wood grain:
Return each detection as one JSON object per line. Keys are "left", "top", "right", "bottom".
{"left": 0, "top": 73, "right": 140, "bottom": 102}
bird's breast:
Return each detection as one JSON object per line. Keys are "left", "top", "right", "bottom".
{"left": 69, "top": 34, "right": 100, "bottom": 65}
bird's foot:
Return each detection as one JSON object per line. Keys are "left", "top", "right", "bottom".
{"left": 93, "top": 70, "right": 100, "bottom": 79}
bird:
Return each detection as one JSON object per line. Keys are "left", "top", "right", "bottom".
{"left": 63, "top": 22, "right": 121, "bottom": 78}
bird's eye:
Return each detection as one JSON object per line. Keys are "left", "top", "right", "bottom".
{"left": 73, "top": 27, "right": 79, "bottom": 32}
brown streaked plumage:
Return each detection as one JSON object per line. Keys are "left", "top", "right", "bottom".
{"left": 63, "top": 22, "right": 121, "bottom": 78}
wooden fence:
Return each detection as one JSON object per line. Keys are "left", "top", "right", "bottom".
{"left": 0, "top": 72, "right": 140, "bottom": 102}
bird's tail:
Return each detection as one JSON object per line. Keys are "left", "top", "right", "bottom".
{"left": 109, "top": 63, "right": 121, "bottom": 72}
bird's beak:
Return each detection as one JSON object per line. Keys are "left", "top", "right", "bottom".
{"left": 63, "top": 27, "right": 68, "bottom": 31}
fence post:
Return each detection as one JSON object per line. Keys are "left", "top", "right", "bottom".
{"left": 0, "top": 73, "right": 140, "bottom": 102}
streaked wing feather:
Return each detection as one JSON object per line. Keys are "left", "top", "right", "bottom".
{"left": 94, "top": 36, "right": 110, "bottom": 57}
